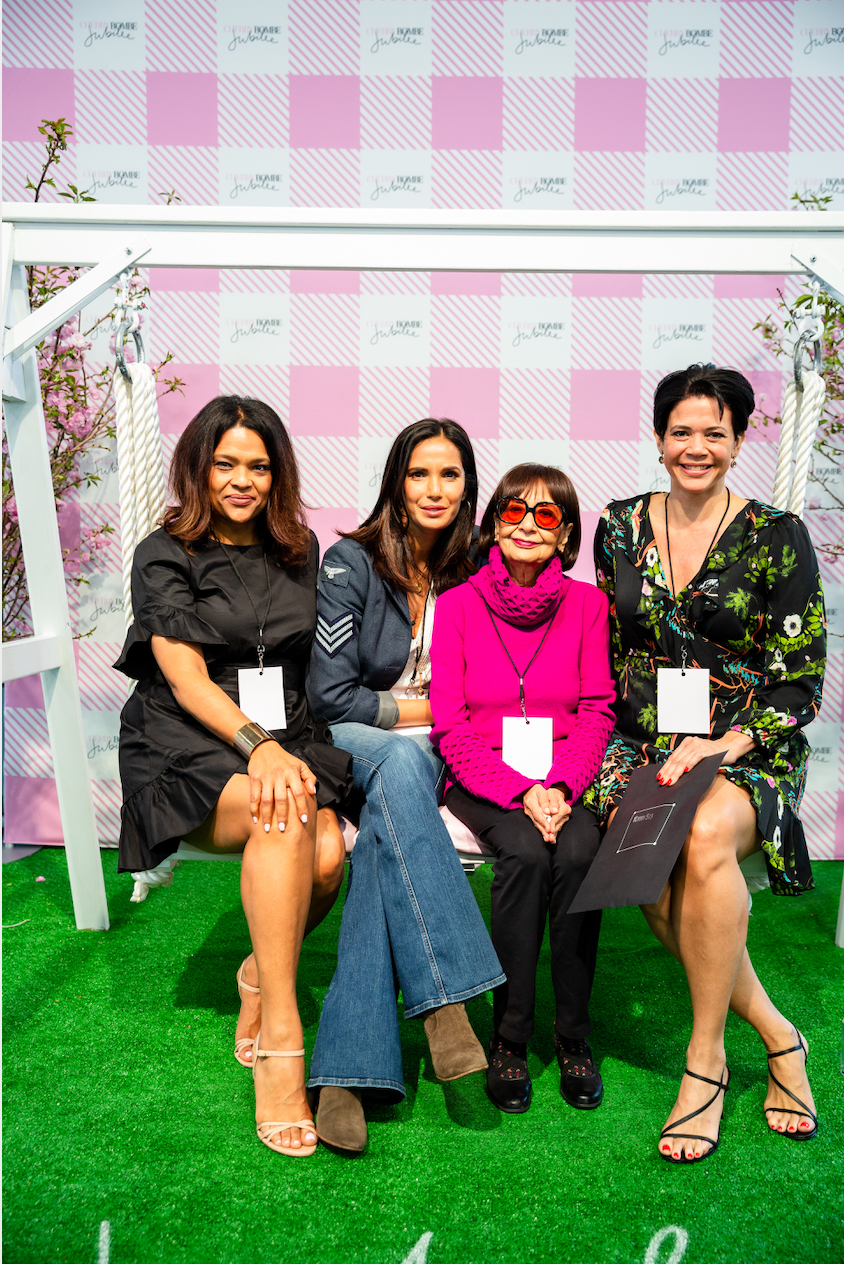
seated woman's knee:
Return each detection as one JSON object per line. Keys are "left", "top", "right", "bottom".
{"left": 314, "top": 818, "right": 346, "bottom": 898}
{"left": 380, "top": 734, "right": 434, "bottom": 782}
{"left": 490, "top": 817, "right": 550, "bottom": 870}
{"left": 681, "top": 803, "right": 740, "bottom": 879}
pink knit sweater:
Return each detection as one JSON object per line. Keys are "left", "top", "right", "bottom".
{"left": 430, "top": 550, "right": 616, "bottom": 810}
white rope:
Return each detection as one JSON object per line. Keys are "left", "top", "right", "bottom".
{"left": 771, "top": 370, "right": 826, "bottom": 516}
{"left": 114, "top": 361, "right": 167, "bottom": 625}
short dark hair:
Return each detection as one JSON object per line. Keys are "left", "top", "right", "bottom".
{"left": 343, "top": 418, "right": 478, "bottom": 595}
{"left": 653, "top": 364, "right": 755, "bottom": 438}
{"left": 164, "top": 395, "right": 311, "bottom": 568}
{"left": 477, "top": 463, "right": 581, "bottom": 572}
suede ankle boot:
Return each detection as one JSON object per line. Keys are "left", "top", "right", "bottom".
{"left": 315, "top": 1087, "right": 367, "bottom": 1152}
{"left": 423, "top": 1002, "right": 488, "bottom": 1081}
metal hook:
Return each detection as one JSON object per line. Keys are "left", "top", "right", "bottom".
{"left": 793, "top": 329, "right": 821, "bottom": 392}
{"left": 113, "top": 269, "right": 146, "bottom": 381}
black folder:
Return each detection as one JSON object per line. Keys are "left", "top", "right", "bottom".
{"left": 568, "top": 753, "right": 723, "bottom": 913}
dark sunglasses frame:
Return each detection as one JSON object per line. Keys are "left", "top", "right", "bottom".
{"left": 495, "top": 496, "right": 567, "bottom": 530}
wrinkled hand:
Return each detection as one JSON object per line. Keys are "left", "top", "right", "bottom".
{"left": 522, "top": 784, "right": 571, "bottom": 843}
{"left": 248, "top": 741, "right": 317, "bottom": 833}
{"left": 657, "top": 731, "right": 755, "bottom": 787}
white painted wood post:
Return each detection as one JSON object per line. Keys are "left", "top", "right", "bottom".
{"left": 3, "top": 263, "right": 109, "bottom": 930}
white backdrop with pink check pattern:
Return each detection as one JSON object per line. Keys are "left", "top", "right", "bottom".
{"left": 3, "top": 0, "right": 843, "bottom": 857}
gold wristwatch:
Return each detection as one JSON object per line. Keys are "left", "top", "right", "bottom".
{"left": 233, "top": 721, "right": 276, "bottom": 760}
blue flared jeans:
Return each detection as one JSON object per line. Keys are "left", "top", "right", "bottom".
{"left": 307, "top": 723, "right": 505, "bottom": 1098}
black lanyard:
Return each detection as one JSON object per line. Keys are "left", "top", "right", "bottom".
{"left": 480, "top": 596, "right": 556, "bottom": 720}
{"left": 217, "top": 541, "right": 273, "bottom": 673}
{"left": 664, "top": 490, "right": 730, "bottom": 602}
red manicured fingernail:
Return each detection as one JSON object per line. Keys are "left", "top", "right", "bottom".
{"left": 657, "top": 776, "right": 663, "bottom": 784}
{"left": 684, "top": 766, "right": 689, "bottom": 772}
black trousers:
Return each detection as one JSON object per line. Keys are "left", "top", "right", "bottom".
{"left": 446, "top": 785, "right": 603, "bottom": 1045}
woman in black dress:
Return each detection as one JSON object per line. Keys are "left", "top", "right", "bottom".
{"left": 115, "top": 395, "right": 351, "bottom": 1158}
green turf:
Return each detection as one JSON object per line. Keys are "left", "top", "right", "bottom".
{"left": 3, "top": 849, "right": 843, "bottom": 1264}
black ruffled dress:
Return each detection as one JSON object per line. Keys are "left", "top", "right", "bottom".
{"left": 114, "top": 528, "right": 352, "bottom": 873}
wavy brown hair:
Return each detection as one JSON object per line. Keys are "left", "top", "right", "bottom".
{"left": 342, "top": 418, "right": 478, "bottom": 595}
{"left": 163, "top": 395, "right": 311, "bottom": 568}
{"left": 478, "top": 462, "right": 582, "bottom": 572}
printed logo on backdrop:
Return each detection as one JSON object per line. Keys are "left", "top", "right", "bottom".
{"left": 360, "top": 296, "right": 430, "bottom": 367}
{"left": 503, "top": 153, "right": 574, "bottom": 210}
{"left": 360, "top": 152, "right": 432, "bottom": 209}
{"left": 360, "top": 1, "right": 432, "bottom": 75}
{"left": 646, "top": 3, "right": 720, "bottom": 77}
{"left": 218, "top": 149, "right": 290, "bottom": 207}
{"left": 640, "top": 299, "right": 713, "bottom": 371}
{"left": 792, "top": 1, "right": 844, "bottom": 75}
{"left": 500, "top": 298, "right": 572, "bottom": 369}
{"left": 75, "top": 145, "right": 148, "bottom": 207}
{"left": 219, "top": 294, "right": 290, "bottom": 366}
{"left": 73, "top": 1, "right": 145, "bottom": 69}
{"left": 644, "top": 154, "right": 717, "bottom": 212}
{"left": 788, "top": 155, "right": 844, "bottom": 209}
{"left": 503, "top": 1, "right": 576, "bottom": 76}
{"left": 367, "top": 174, "right": 424, "bottom": 203}
{"left": 217, "top": 1, "right": 288, "bottom": 70}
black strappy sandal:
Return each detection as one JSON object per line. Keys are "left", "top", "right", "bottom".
{"left": 764, "top": 1029, "right": 818, "bottom": 1141}
{"left": 659, "top": 1067, "right": 730, "bottom": 1164}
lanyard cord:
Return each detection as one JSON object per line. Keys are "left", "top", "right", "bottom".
{"left": 480, "top": 596, "right": 556, "bottom": 721}
{"left": 664, "top": 489, "right": 730, "bottom": 672}
{"left": 410, "top": 584, "right": 431, "bottom": 686}
{"left": 664, "top": 490, "right": 730, "bottom": 603}
{"left": 216, "top": 541, "right": 273, "bottom": 674}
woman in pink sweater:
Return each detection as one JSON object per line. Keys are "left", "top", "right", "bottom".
{"left": 430, "top": 463, "right": 616, "bottom": 1115}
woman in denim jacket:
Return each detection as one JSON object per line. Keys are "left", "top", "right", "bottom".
{"left": 305, "top": 418, "right": 504, "bottom": 1153}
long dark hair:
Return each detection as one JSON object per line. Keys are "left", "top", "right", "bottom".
{"left": 478, "top": 463, "right": 582, "bottom": 572}
{"left": 343, "top": 418, "right": 478, "bottom": 594}
{"left": 163, "top": 395, "right": 311, "bottom": 568}
{"left": 653, "top": 364, "right": 755, "bottom": 437}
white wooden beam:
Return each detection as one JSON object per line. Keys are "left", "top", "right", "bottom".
{"left": 2, "top": 633, "right": 61, "bottom": 681}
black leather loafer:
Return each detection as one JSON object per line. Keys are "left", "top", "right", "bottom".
{"left": 486, "top": 1034, "right": 532, "bottom": 1114}
{"left": 554, "top": 1030, "right": 604, "bottom": 1110}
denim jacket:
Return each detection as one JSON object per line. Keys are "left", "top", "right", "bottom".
{"left": 306, "top": 538, "right": 412, "bottom": 729}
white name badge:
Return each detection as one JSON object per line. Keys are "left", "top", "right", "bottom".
{"left": 237, "top": 666, "right": 287, "bottom": 731}
{"left": 657, "top": 668, "right": 710, "bottom": 734}
{"left": 502, "top": 716, "right": 554, "bottom": 780}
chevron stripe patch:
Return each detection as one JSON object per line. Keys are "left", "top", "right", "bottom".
{"left": 316, "top": 613, "right": 354, "bottom": 657}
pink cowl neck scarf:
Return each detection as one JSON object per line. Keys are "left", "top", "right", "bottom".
{"left": 471, "top": 544, "right": 568, "bottom": 628}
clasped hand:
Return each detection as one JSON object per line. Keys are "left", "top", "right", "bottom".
{"left": 522, "top": 784, "right": 570, "bottom": 843}
{"left": 248, "top": 740, "right": 316, "bottom": 833}
{"left": 656, "top": 730, "right": 756, "bottom": 787}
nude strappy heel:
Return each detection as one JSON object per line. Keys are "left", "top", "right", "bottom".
{"left": 234, "top": 964, "right": 260, "bottom": 1067}
{"left": 252, "top": 1031, "right": 318, "bottom": 1157}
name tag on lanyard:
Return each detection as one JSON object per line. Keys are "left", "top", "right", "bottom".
{"left": 657, "top": 667, "right": 710, "bottom": 734}
{"left": 238, "top": 666, "right": 287, "bottom": 730}
{"left": 502, "top": 716, "right": 554, "bottom": 780}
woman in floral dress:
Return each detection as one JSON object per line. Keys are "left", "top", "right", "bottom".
{"left": 588, "top": 363, "right": 825, "bottom": 1164}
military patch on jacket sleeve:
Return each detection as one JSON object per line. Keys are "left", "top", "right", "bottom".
{"left": 321, "top": 562, "right": 349, "bottom": 587}
{"left": 315, "top": 612, "right": 354, "bottom": 656}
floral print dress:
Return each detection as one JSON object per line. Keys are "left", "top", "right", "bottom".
{"left": 584, "top": 495, "right": 826, "bottom": 896}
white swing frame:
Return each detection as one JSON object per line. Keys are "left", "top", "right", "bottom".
{"left": 3, "top": 202, "right": 844, "bottom": 939}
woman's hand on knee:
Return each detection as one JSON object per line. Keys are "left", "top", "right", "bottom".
{"left": 522, "top": 785, "right": 570, "bottom": 842}
{"left": 248, "top": 743, "right": 316, "bottom": 833}
{"left": 657, "top": 731, "right": 755, "bottom": 787}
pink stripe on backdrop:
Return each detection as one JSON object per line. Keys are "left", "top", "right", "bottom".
{"left": 309, "top": 507, "right": 361, "bottom": 558}
{"left": 147, "top": 72, "right": 219, "bottom": 148}
{"left": 289, "top": 271, "right": 361, "bottom": 294}
{"left": 149, "top": 269, "right": 220, "bottom": 293}
{"left": 429, "top": 367, "right": 499, "bottom": 438}
{"left": 289, "top": 76, "right": 361, "bottom": 150}
{"left": 2, "top": 68, "right": 75, "bottom": 141}
{"left": 574, "top": 78, "right": 646, "bottom": 153}
{"left": 430, "top": 272, "right": 501, "bottom": 297}
{"left": 157, "top": 363, "right": 220, "bottom": 434}
{"left": 4, "top": 777, "right": 63, "bottom": 846}
{"left": 572, "top": 274, "right": 643, "bottom": 299}
{"left": 717, "top": 78, "right": 791, "bottom": 152}
{"left": 432, "top": 77, "right": 503, "bottom": 151}
{"left": 289, "top": 366, "right": 359, "bottom": 436}
{"left": 713, "top": 274, "right": 786, "bottom": 301}
{"left": 570, "top": 370, "right": 642, "bottom": 442}
{"left": 570, "top": 512, "right": 601, "bottom": 586}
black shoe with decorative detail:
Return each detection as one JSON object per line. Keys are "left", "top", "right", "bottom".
{"left": 486, "top": 1034, "right": 532, "bottom": 1114}
{"left": 554, "top": 1029, "right": 604, "bottom": 1110}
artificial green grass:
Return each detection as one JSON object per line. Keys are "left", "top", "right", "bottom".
{"left": 3, "top": 849, "right": 843, "bottom": 1264}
